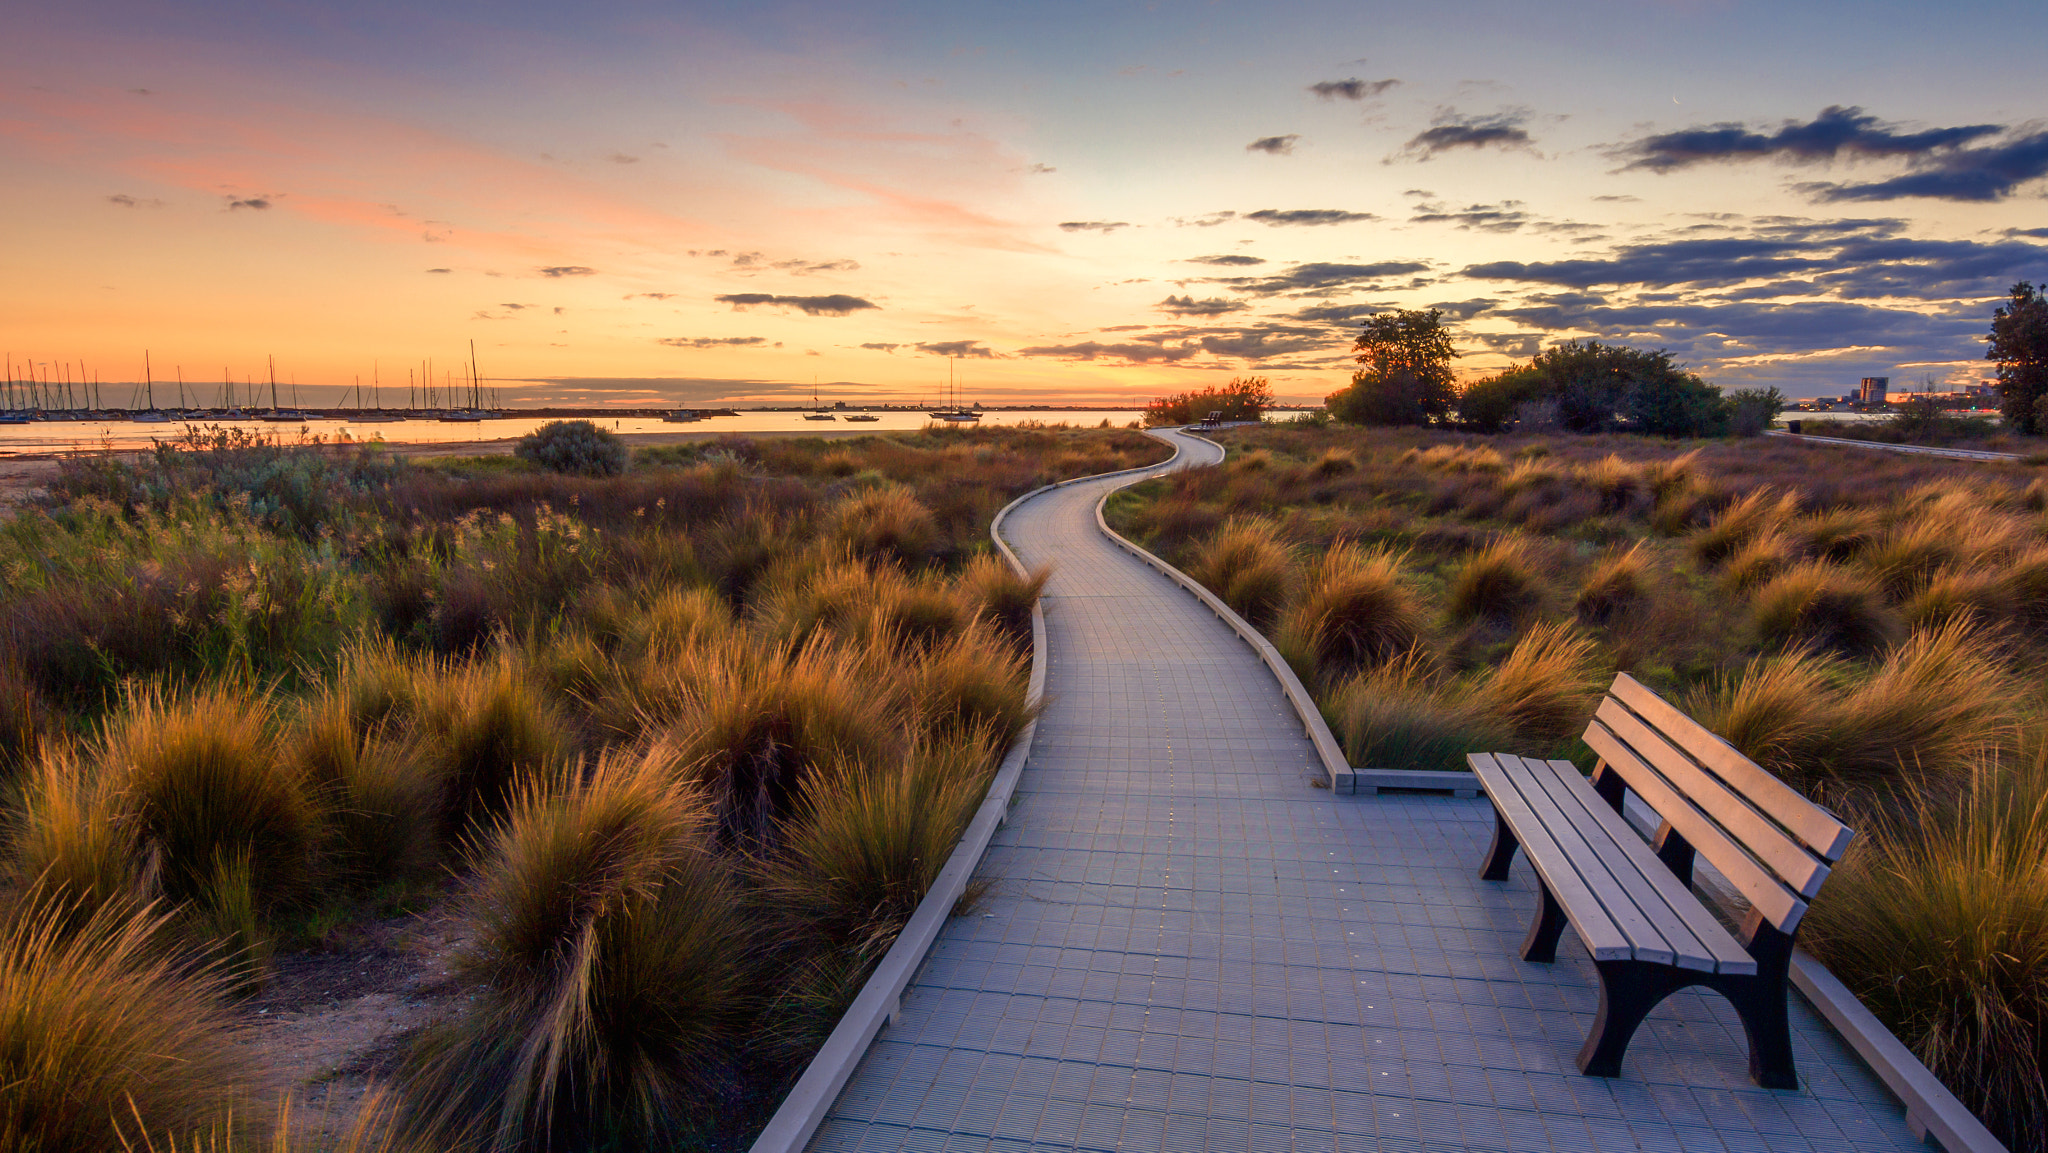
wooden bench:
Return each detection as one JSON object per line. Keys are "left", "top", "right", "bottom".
{"left": 1467, "top": 672, "right": 1854, "bottom": 1088}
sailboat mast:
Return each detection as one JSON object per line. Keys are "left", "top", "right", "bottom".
{"left": 144, "top": 350, "right": 154, "bottom": 411}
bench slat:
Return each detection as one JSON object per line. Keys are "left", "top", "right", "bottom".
{"left": 1595, "top": 699, "right": 1830, "bottom": 900}
{"left": 1583, "top": 720, "right": 1808, "bottom": 935}
{"left": 1469, "top": 754, "right": 1633, "bottom": 962}
{"left": 1610, "top": 673, "right": 1853, "bottom": 862}
{"left": 1498, "top": 756, "right": 1686, "bottom": 968}
{"left": 1529, "top": 758, "right": 1758, "bottom": 976}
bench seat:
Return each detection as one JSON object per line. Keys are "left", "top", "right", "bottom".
{"left": 1469, "top": 673, "right": 1853, "bottom": 1090}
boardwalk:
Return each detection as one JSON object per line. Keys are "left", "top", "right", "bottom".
{"left": 808, "top": 429, "right": 1925, "bottom": 1152}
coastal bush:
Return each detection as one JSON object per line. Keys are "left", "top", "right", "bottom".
{"left": 1189, "top": 518, "right": 1294, "bottom": 629}
{"left": 513, "top": 419, "right": 628, "bottom": 478}
{"left": 1276, "top": 545, "right": 1427, "bottom": 683}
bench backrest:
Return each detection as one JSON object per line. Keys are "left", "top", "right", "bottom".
{"left": 1580, "top": 673, "right": 1853, "bottom": 936}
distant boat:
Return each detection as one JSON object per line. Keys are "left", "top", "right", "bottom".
{"left": 356, "top": 411, "right": 407, "bottom": 422}
{"left": 661, "top": 409, "right": 702, "bottom": 423}
{"left": 130, "top": 410, "right": 170, "bottom": 424}
{"left": 926, "top": 357, "right": 982, "bottom": 422}
{"left": 803, "top": 378, "right": 836, "bottom": 419}
{"left": 438, "top": 410, "right": 486, "bottom": 424}
{"left": 843, "top": 412, "right": 880, "bottom": 422}
{"left": 0, "top": 412, "right": 32, "bottom": 425}
{"left": 262, "top": 411, "right": 310, "bottom": 423}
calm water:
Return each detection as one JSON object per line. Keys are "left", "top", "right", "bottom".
{"left": 0, "top": 410, "right": 1148, "bottom": 456}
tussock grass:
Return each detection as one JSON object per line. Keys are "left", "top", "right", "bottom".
{"left": 100, "top": 685, "right": 317, "bottom": 920}
{"left": 641, "top": 585, "right": 737, "bottom": 656}
{"left": 1789, "top": 507, "right": 1877, "bottom": 562}
{"left": 1310, "top": 448, "right": 1358, "bottom": 477}
{"left": 832, "top": 486, "right": 939, "bottom": 568}
{"left": 1751, "top": 562, "right": 1898, "bottom": 658}
{"left": 410, "top": 654, "right": 578, "bottom": 834}
{"left": 7, "top": 749, "right": 146, "bottom": 932}
{"left": 1860, "top": 516, "right": 1965, "bottom": 601}
{"left": 1574, "top": 544, "right": 1649, "bottom": 626}
{"left": 908, "top": 628, "right": 1034, "bottom": 745}
{"left": 1580, "top": 454, "right": 1646, "bottom": 514}
{"left": 1276, "top": 545, "right": 1427, "bottom": 683}
{"left": 1690, "top": 487, "right": 1797, "bottom": 566}
{"left": 1720, "top": 530, "right": 1799, "bottom": 593}
{"left": 1468, "top": 622, "right": 1606, "bottom": 747}
{"left": 659, "top": 639, "right": 900, "bottom": 850}
{"left": 954, "top": 553, "right": 1048, "bottom": 646}
{"left": 1328, "top": 653, "right": 1504, "bottom": 772}
{"left": 0, "top": 902, "right": 256, "bottom": 1153}
{"left": 1445, "top": 536, "right": 1546, "bottom": 624}
{"left": 1905, "top": 569, "right": 2016, "bottom": 634}
{"left": 1638, "top": 449, "right": 1699, "bottom": 504}
{"left": 1807, "top": 754, "right": 2048, "bottom": 1152}
{"left": 399, "top": 749, "right": 753, "bottom": 1150}
{"left": 285, "top": 693, "right": 441, "bottom": 889}
{"left": 1189, "top": 518, "right": 1295, "bottom": 629}
{"left": 1694, "top": 622, "right": 2016, "bottom": 793}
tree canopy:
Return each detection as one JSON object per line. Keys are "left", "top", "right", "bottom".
{"left": 1325, "top": 309, "right": 1459, "bottom": 426}
{"left": 1457, "top": 340, "right": 1730, "bottom": 437}
{"left": 1142, "top": 377, "right": 1274, "bottom": 425}
{"left": 1989, "top": 281, "right": 2048, "bottom": 435}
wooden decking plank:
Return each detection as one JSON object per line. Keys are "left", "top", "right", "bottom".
{"left": 1469, "top": 754, "right": 1634, "bottom": 961}
{"left": 1531, "top": 759, "right": 1758, "bottom": 976}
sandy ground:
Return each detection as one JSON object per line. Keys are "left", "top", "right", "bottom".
{"left": 240, "top": 900, "right": 472, "bottom": 1139}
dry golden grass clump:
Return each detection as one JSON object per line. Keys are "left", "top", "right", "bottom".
{"left": 1806, "top": 753, "right": 2048, "bottom": 1150}
{"left": 0, "top": 903, "right": 257, "bottom": 1153}
{"left": 954, "top": 553, "right": 1050, "bottom": 646}
{"left": 1276, "top": 544, "right": 1427, "bottom": 684}
{"left": 1750, "top": 561, "right": 1899, "bottom": 658}
{"left": 1465, "top": 622, "right": 1607, "bottom": 747}
{"left": 1689, "top": 487, "right": 1799, "bottom": 566}
{"left": 832, "top": 486, "right": 940, "bottom": 567}
{"left": 1573, "top": 544, "right": 1650, "bottom": 626}
{"left": 1189, "top": 518, "right": 1295, "bottom": 629}
{"left": 1445, "top": 536, "right": 1546, "bottom": 624}
{"left": 408, "top": 654, "right": 579, "bottom": 835}
{"left": 398, "top": 750, "right": 754, "bottom": 1151}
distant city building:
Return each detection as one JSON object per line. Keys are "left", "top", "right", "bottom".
{"left": 1859, "top": 376, "right": 1889, "bottom": 404}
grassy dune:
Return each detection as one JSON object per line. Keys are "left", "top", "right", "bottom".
{"left": 0, "top": 423, "right": 1164, "bottom": 1151}
{"left": 1109, "top": 422, "right": 2048, "bottom": 1151}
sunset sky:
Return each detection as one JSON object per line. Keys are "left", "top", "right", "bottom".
{"left": 6, "top": 0, "right": 2046, "bottom": 408}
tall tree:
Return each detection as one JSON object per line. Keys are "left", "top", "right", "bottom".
{"left": 1326, "top": 309, "right": 1458, "bottom": 426}
{"left": 1989, "top": 282, "right": 2048, "bottom": 435}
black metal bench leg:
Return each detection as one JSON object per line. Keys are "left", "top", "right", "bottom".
{"left": 1578, "top": 961, "right": 1672, "bottom": 1078}
{"left": 1480, "top": 803, "right": 1519, "bottom": 881}
{"left": 1519, "top": 882, "right": 1568, "bottom": 964}
{"left": 1729, "top": 980, "right": 1799, "bottom": 1090}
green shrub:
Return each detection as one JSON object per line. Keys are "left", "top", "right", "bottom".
{"left": 513, "top": 420, "right": 628, "bottom": 478}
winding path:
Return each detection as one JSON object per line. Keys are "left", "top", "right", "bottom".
{"left": 807, "top": 429, "right": 1926, "bottom": 1152}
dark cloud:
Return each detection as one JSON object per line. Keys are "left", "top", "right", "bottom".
{"left": 1156, "top": 295, "right": 1248, "bottom": 317}
{"left": 1246, "top": 134, "right": 1300, "bottom": 156}
{"left": 713, "top": 293, "right": 879, "bottom": 316}
{"left": 1470, "top": 332, "right": 1545, "bottom": 357}
{"left": 498, "top": 303, "right": 534, "bottom": 310}
{"left": 1214, "top": 260, "right": 1433, "bottom": 297}
{"left": 1623, "top": 106, "right": 2003, "bottom": 172}
{"left": 1244, "top": 208, "right": 1376, "bottom": 227}
{"left": 1398, "top": 111, "right": 1535, "bottom": 161}
{"left": 1490, "top": 295, "right": 1984, "bottom": 362}
{"left": 226, "top": 197, "right": 271, "bottom": 211}
{"left": 625, "top": 292, "right": 675, "bottom": 300}
{"left": 1804, "top": 131, "right": 2048, "bottom": 203}
{"left": 1461, "top": 229, "right": 2046, "bottom": 300}
{"left": 1308, "top": 78, "right": 1399, "bottom": 101}
{"left": 1190, "top": 327, "right": 1329, "bottom": 361}
{"left": 1410, "top": 200, "right": 1529, "bottom": 232}
{"left": 914, "top": 341, "right": 997, "bottom": 358}
{"left": 2008, "top": 228, "right": 2048, "bottom": 239}
{"left": 1184, "top": 254, "right": 1266, "bottom": 266}
{"left": 1059, "top": 220, "right": 1130, "bottom": 233}
{"left": 1172, "top": 211, "right": 1237, "bottom": 228}
{"left": 1290, "top": 303, "right": 1400, "bottom": 325}
{"left": 1013, "top": 341, "right": 1199, "bottom": 364}
{"left": 860, "top": 342, "right": 902, "bottom": 352}
{"left": 657, "top": 336, "right": 769, "bottom": 349}
{"left": 554, "top": 307, "right": 566, "bottom": 315}
{"left": 731, "top": 252, "right": 859, "bottom": 274}
{"left": 1425, "top": 298, "right": 1502, "bottom": 321}
{"left": 539, "top": 266, "right": 597, "bottom": 277}
{"left": 425, "top": 268, "right": 452, "bottom": 274}
{"left": 107, "top": 194, "right": 165, "bottom": 209}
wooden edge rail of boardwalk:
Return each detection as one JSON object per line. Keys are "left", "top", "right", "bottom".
{"left": 756, "top": 426, "right": 1998, "bottom": 1153}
